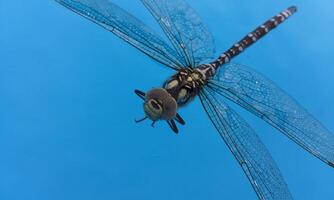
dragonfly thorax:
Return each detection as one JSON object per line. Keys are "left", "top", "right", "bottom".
{"left": 164, "top": 69, "right": 205, "bottom": 106}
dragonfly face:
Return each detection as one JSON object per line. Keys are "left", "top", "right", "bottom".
{"left": 143, "top": 88, "right": 177, "bottom": 121}
{"left": 135, "top": 87, "right": 185, "bottom": 134}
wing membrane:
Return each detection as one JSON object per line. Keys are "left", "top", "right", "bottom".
{"left": 199, "top": 87, "right": 292, "bottom": 200}
{"left": 56, "top": 0, "right": 186, "bottom": 70}
{"left": 209, "top": 63, "right": 334, "bottom": 167}
{"left": 141, "top": 0, "right": 215, "bottom": 67}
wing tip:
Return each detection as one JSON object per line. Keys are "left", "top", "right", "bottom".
{"left": 328, "top": 161, "right": 334, "bottom": 168}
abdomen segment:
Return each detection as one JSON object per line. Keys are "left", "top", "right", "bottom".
{"left": 212, "top": 6, "right": 297, "bottom": 68}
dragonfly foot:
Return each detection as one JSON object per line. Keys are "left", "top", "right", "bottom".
{"left": 167, "top": 120, "right": 179, "bottom": 134}
{"left": 135, "top": 117, "right": 148, "bottom": 123}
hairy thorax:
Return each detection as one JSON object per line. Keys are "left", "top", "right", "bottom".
{"left": 163, "top": 69, "right": 206, "bottom": 106}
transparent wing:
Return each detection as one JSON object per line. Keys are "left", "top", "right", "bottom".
{"left": 141, "top": 0, "right": 215, "bottom": 67}
{"left": 199, "top": 87, "right": 293, "bottom": 200}
{"left": 56, "top": 0, "right": 186, "bottom": 70}
{"left": 209, "top": 63, "right": 334, "bottom": 167}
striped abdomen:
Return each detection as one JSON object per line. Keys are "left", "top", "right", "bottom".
{"left": 198, "top": 6, "right": 297, "bottom": 79}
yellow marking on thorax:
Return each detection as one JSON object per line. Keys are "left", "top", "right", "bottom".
{"left": 166, "top": 80, "right": 179, "bottom": 89}
{"left": 178, "top": 88, "right": 188, "bottom": 100}
{"left": 191, "top": 72, "right": 200, "bottom": 80}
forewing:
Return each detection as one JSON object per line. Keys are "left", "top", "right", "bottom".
{"left": 56, "top": 0, "right": 185, "bottom": 70}
{"left": 199, "top": 87, "right": 292, "bottom": 200}
{"left": 141, "top": 0, "right": 215, "bottom": 67}
{"left": 209, "top": 63, "right": 334, "bottom": 167}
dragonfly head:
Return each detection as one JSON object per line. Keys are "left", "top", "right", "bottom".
{"left": 143, "top": 88, "right": 177, "bottom": 121}
{"left": 134, "top": 88, "right": 185, "bottom": 133}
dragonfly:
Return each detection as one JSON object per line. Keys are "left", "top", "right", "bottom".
{"left": 56, "top": 0, "right": 334, "bottom": 199}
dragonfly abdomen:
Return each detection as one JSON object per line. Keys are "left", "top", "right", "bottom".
{"left": 214, "top": 6, "right": 297, "bottom": 67}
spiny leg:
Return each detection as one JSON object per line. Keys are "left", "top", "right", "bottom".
{"left": 135, "top": 116, "right": 148, "bottom": 123}
{"left": 135, "top": 89, "right": 146, "bottom": 100}
{"left": 167, "top": 120, "right": 179, "bottom": 134}
{"left": 175, "top": 113, "right": 186, "bottom": 125}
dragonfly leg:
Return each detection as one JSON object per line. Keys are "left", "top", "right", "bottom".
{"left": 167, "top": 120, "right": 179, "bottom": 134}
{"left": 135, "top": 116, "right": 148, "bottom": 123}
{"left": 175, "top": 113, "right": 186, "bottom": 125}
{"left": 135, "top": 89, "right": 146, "bottom": 100}
{"left": 151, "top": 121, "right": 157, "bottom": 127}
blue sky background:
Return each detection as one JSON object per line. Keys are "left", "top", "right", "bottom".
{"left": 1, "top": 0, "right": 334, "bottom": 199}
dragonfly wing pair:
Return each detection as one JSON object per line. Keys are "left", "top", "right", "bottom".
{"left": 56, "top": 0, "right": 214, "bottom": 69}
{"left": 206, "top": 63, "right": 334, "bottom": 167}
{"left": 200, "top": 87, "right": 293, "bottom": 200}
{"left": 198, "top": 63, "right": 334, "bottom": 198}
